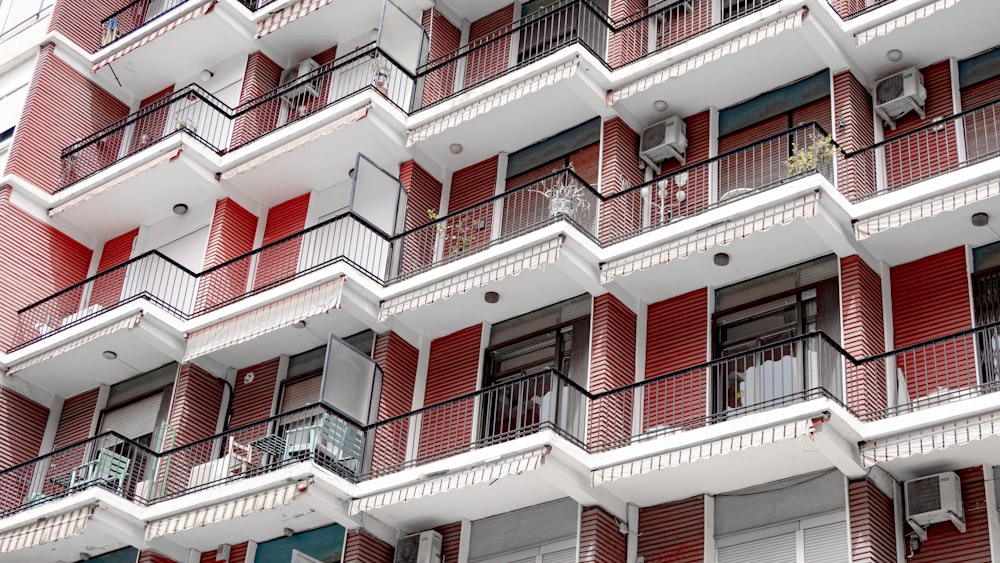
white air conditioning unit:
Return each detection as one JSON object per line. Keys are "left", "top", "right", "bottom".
{"left": 394, "top": 530, "right": 442, "bottom": 563}
{"left": 904, "top": 471, "right": 965, "bottom": 540}
{"left": 279, "top": 58, "right": 321, "bottom": 105}
{"left": 874, "top": 66, "right": 927, "bottom": 129}
{"left": 639, "top": 115, "right": 688, "bottom": 173}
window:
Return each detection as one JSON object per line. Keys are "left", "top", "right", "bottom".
{"left": 482, "top": 296, "right": 590, "bottom": 441}
{"left": 100, "top": 363, "right": 176, "bottom": 449}
{"left": 970, "top": 242, "right": 1000, "bottom": 385}
{"left": 470, "top": 498, "right": 578, "bottom": 563}
{"left": 714, "top": 257, "right": 839, "bottom": 414}
{"left": 279, "top": 330, "right": 376, "bottom": 419}
{"left": 717, "top": 515, "right": 848, "bottom": 563}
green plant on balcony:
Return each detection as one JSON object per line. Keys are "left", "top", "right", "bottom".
{"left": 786, "top": 133, "right": 839, "bottom": 176}
{"left": 428, "top": 209, "right": 475, "bottom": 254}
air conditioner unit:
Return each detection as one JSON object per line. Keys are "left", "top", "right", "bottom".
{"left": 639, "top": 115, "right": 688, "bottom": 174}
{"left": 279, "top": 58, "right": 321, "bottom": 105}
{"left": 874, "top": 66, "right": 927, "bottom": 129}
{"left": 394, "top": 530, "right": 442, "bottom": 563}
{"left": 904, "top": 471, "right": 965, "bottom": 540}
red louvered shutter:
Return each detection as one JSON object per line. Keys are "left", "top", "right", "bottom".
{"left": 418, "top": 324, "right": 482, "bottom": 461}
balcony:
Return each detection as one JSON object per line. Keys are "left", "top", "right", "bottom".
{"left": 97, "top": 0, "right": 195, "bottom": 49}
{"left": 59, "top": 46, "right": 413, "bottom": 193}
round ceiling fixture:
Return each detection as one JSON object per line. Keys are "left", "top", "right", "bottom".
{"left": 713, "top": 252, "right": 730, "bottom": 267}
{"left": 102, "top": 350, "right": 118, "bottom": 360}
{"left": 886, "top": 49, "right": 903, "bottom": 62}
{"left": 484, "top": 291, "right": 500, "bottom": 304}
{"left": 653, "top": 100, "right": 668, "bottom": 112}
{"left": 291, "top": 320, "right": 307, "bottom": 329}
{"left": 971, "top": 212, "right": 990, "bottom": 227}
{"left": 449, "top": 143, "right": 464, "bottom": 154}
{"left": 172, "top": 203, "right": 189, "bottom": 215}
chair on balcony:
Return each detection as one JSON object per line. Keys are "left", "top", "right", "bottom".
{"left": 69, "top": 449, "right": 130, "bottom": 493}
{"left": 227, "top": 436, "right": 255, "bottom": 475}
{"left": 283, "top": 413, "right": 359, "bottom": 470}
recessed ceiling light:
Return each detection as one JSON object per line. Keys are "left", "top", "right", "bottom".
{"left": 653, "top": 100, "right": 668, "bottom": 112}
{"left": 484, "top": 291, "right": 500, "bottom": 304}
{"left": 886, "top": 49, "right": 903, "bottom": 62}
{"left": 713, "top": 253, "right": 730, "bottom": 267}
{"left": 172, "top": 203, "right": 188, "bottom": 215}
{"left": 449, "top": 143, "right": 464, "bottom": 154}
{"left": 102, "top": 350, "right": 117, "bottom": 360}
{"left": 971, "top": 212, "right": 989, "bottom": 227}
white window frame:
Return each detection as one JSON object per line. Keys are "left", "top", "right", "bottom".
{"left": 715, "top": 512, "right": 846, "bottom": 563}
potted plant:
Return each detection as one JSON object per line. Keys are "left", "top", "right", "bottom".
{"left": 428, "top": 209, "right": 475, "bottom": 254}
{"left": 532, "top": 173, "right": 591, "bottom": 217}
{"left": 786, "top": 133, "right": 839, "bottom": 176}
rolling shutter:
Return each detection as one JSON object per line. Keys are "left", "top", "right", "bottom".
{"left": 803, "top": 522, "right": 848, "bottom": 563}
{"left": 540, "top": 547, "right": 574, "bottom": 563}
{"left": 100, "top": 392, "right": 163, "bottom": 440}
{"left": 280, "top": 375, "right": 321, "bottom": 413}
{"left": 718, "top": 532, "right": 797, "bottom": 563}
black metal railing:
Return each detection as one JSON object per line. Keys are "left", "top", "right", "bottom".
{"left": 602, "top": 123, "right": 836, "bottom": 243}
{"left": 12, "top": 212, "right": 390, "bottom": 350}
{"left": 98, "top": 0, "right": 194, "bottom": 48}
{"left": 845, "top": 98, "right": 1000, "bottom": 201}
{"left": 57, "top": 46, "right": 413, "bottom": 190}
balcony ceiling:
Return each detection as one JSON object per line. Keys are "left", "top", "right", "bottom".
{"left": 222, "top": 105, "right": 409, "bottom": 208}
{"left": 839, "top": 0, "right": 1000, "bottom": 82}
{"left": 412, "top": 60, "right": 607, "bottom": 175}
{"left": 51, "top": 145, "right": 222, "bottom": 240}
{"left": 92, "top": 7, "right": 253, "bottom": 102}
{"left": 613, "top": 21, "right": 828, "bottom": 130}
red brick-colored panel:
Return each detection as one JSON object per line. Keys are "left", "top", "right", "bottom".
{"left": 961, "top": 74, "right": 1000, "bottom": 109}
{"left": 465, "top": 5, "right": 514, "bottom": 89}
{"left": 231, "top": 52, "right": 283, "bottom": 150}
{"left": 891, "top": 247, "right": 973, "bottom": 399}
{"left": 834, "top": 71, "right": 876, "bottom": 200}
{"left": 0, "top": 187, "right": 92, "bottom": 349}
{"left": 254, "top": 193, "right": 309, "bottom": 291}
{"left": 638, "top": 496, "right": 705, "bottom": 563}
{"left": 201, "top": 541, "right": 249, "bottom": 563}
{"left": 444, "top": 156, "right": 498, "bottom": 255}
{"left": 841, "top": 256, "right": 885, "bottom": 413}
{"left": 196, "top": 198, "right": 258, "bottom": 313}
{"left": 162, "top": 364, "right": 224, "bottom": 494}
{"left": 588, "top": 294, "right": 635, "bottom": 449}
{"left": 0, "top": 386, "right": 49, "bottom": 511}
{"left": 91, "top": 227, "right": 138, "bottom": 310}
{"left": 418, "top": 324, "right": 482, "bottom": 461}
{"left": 848, "top": 478, "right": 895, "bottom": 563}
{"left": 644, "top": 288, "right": 708, "bottom": 431}
{"left": 599, "top": 117, "right": 645, "bottom": 241}
{"left": 48, "top": 0, "right": 131, "bottom": 53}
{"left": 398, "top": 161, "right": 443, "bottom": 275}
{"left": 580, "top": 505, "right": 627, "bottom": 563}
{"left": 6, "top": 45, "right": 129, "bottom": 193}
{"left": 371, "top": 332, "right": 418, "bottom": 472}
{"left": 230, "top": 358, "right": 281, "bottom": 429}
{"left": 128, "top": 85, "right": 175, "bottom": 156}
{"left": 53, "top": 388, "right": 99, "bottom": 450}
{"left": 907, "top": 466, "right": 991, "bottom": 563}
{"left": 421, "top": 9, "right": 461, "bottom": 107}
{"left": 828, "top": 0, "right": 866, "bottom": 17}
{"left": 960, "top": 74, "right": 1000, "bottom": 162}
{"left": 608, "top": 0, "right": 646, "bottom": 67}
{"left": 138, "top": 551, "right": 177, "bottom": 563}
{"left": 434, "top": 521, "right": 462, "bottom": 563}
{"left": 882, "top": 61, "right": 959, "bottom": 191}
{"left": 343, "top": 530, "right": 395, "bottom": 563}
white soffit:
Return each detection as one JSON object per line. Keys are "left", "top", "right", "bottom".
{"left": 50, "top": 149, "right": 182, "bottom": 217}
{"left": 6, "top": 312, "right": 143, "bottom": 375}
{"left": 379, "top": 237, "right": 563, "bottom": 321}
{"left": 591, "top": 419, "right": 813, "bottom": 486}
{"left": 407, "top": 60, "right": 579, "bottom": 145}
{"left": 0, "top": 505, "right": 95, "bottom": 553}
{"left": 92, "top": 1, "right": 215, "bottom": 72}
{"left": 183, "top": 276, "right": 345, "bottom": 361}
{"left": 348, "top": 448, "right": 547, "bottom": 514}
{"left": 861, "top": 410, "right": 1000, "bottom": 466}
{"left": 601, "top": 192, "right": 819, "bottom": 283}
{"left": 144, "top": 482, "right": 302, "bottom": 541}
{"left": 608, "top": 10, "right": 804, "bottom": 103}
{"left": 220, "top": 106, "right": 370, "bottom": 181}
{"left": 855, "top": 0, "right": 963, "bottom": 46}
{"left": 854, "top": 176, "right": 1000, "bottom": 239}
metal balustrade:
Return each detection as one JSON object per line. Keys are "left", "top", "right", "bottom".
{"left": 12, "top": 213, "right": 390, "bottom": 350}
{"left": 846, "top": 98, "right": 1000, "bottom": 200}
{"left": 826, "top": 0, "right": 899, "bottom": 20}
{"left": 589, "top": 332, "right": 849, "bottom": 451}
{"left": 363, "top": 369, "right": 588, "bottom": 478}
{"left": 9, "top": 322, "right": 1000, "bottom": 518}
{"left": 602, "top": 123, "right": 836, "bottom": 243}
{"left": 392, "top": 169, "right": 600, "bottom": 280}
{"left": 58, "top": 47, "right": 412, "bottom": 190}
{"left": 98, "top": 0, "right": 193, "bottom": 48}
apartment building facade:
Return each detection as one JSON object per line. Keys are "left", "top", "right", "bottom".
{"left": 0, "top": 0, "right": 998, "bottom": 561}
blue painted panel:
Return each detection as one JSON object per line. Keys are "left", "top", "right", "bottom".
{"left": 959, "top": 46, "right": 1000, "bottom": 88}
{"left": 88, "top": 547, "right": 139, "bottom": 563}
{"left": 255, "top": 523, "right": 346, "bottom": 563}
{"left": 719, "top": 71, "right": 830, "bottom": 137}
